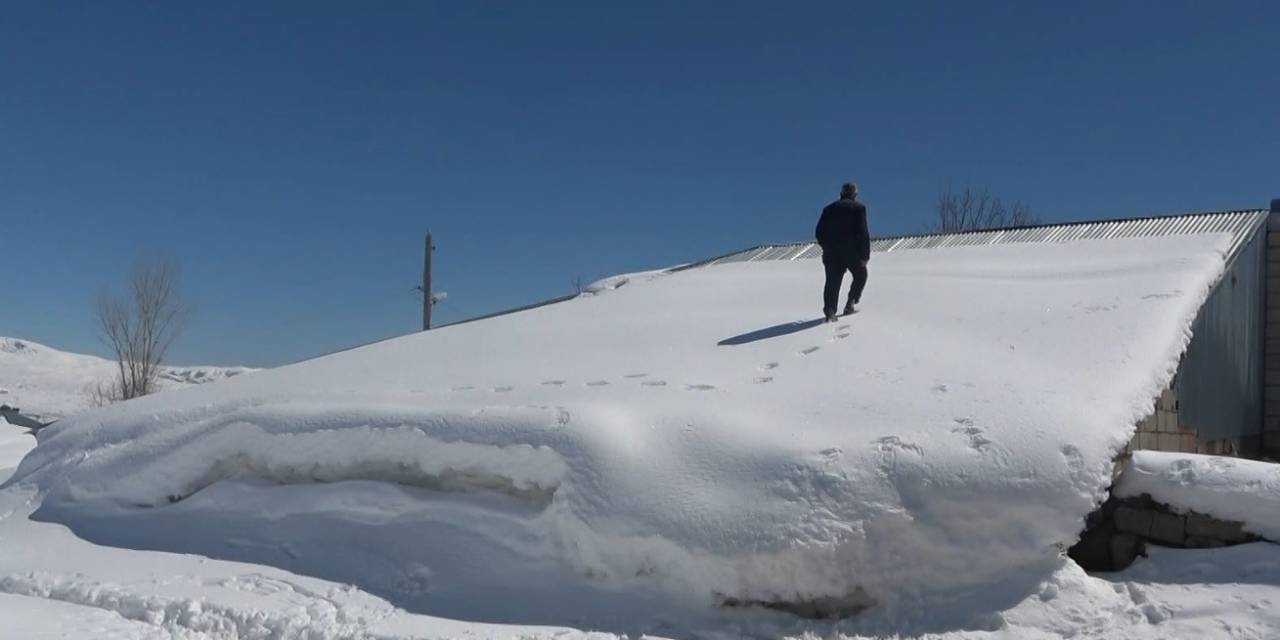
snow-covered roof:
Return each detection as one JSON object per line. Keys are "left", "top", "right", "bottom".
{"left": 8, "top": 230, "right": 1238, "bottom": 630}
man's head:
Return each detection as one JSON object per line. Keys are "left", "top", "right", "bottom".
{"left": 840, "top": 182, "right": 858, "bottom": 199}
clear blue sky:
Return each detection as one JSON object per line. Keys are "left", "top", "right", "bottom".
{"left": 2, "top": 1, "right": 1277, "bottom": 367}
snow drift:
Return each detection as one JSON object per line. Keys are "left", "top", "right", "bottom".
{"left": 5, "top": 234, "right": 1234, "bottom": 629}
{"left": 1117, "top": 451, "right": 1280, "bottom": 541}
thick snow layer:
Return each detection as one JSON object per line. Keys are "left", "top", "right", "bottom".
{"left": 7, "top": 233, "right": 1234, "bottom": 631}
{"left": 1116, "top": 451, "right": 1280, "bottom": 540}
{"left": 0, "top": 336, "right": 253, "bottom": 420}
{"left": 5, "top": 454, "right": 1280, "bottom": 638}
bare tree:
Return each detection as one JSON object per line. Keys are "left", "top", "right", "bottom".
{"left": 95, "top": 255, "right": 190, "bottom": 402}
{"left": 935, "top": 184, "right": 1039, "bottom": 233}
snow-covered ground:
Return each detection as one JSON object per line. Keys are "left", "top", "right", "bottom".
{"left": 0, "top": 336, "right": 253, "bottom": 421}
{"left": 4, "top": 232, "right": 1280, "bottom": 638}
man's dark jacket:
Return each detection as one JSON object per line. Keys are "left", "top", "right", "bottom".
{"left": 815, "top": 198, "right": 870, "bottom": 263}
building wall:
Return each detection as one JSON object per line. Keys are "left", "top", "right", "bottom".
{"left": 1266, "top": 208, "right": 1280, "bottom": 455}
{"left": 1175, "top": 225, "right": 1266, "bottom": 456}
{"left": 1128, "top": 373, "right": 1249, "bottom": 457}
{"left": 1128, "top": 219, "right": 1268, "bottom": 458}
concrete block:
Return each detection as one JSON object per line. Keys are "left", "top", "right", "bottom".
{"left": 1149, "top": 512, "right": 1186, "bottom": 546}
{"left": 1137, "top": 413, "right": 1157, "bottom": 433}
{"left": 1184, "top": 536, "right": 1224, "bottom": 549}
{"left": 1109, "top": 532, "right": 1144, "bottom": 570}
{"left": 1185, "top": 513, "right": 1248, "bottom": 544}
{"left": 1138, "top": 432, "right": 1159, "bottom": 450}
{"left": 1157, "top": 432, "right": 1181, "bottom": 451}
{"left": 1114, "top": 506, "right": 1154, "bottom": 537}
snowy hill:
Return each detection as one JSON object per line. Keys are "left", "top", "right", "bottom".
{"left": 3, "top": 232, "right": 1256, "bottom": 636}
{"left": 0, "top": 336, "right": 253, "bottom": 420}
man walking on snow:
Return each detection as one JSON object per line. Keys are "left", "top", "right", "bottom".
{"left": 814, "top": 182, "right": 871, "bottom": 322}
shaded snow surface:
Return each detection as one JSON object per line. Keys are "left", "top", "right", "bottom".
{"left": 1116, "top": 451, "right": 1280, "bottom": 540}
{"left": 0, "top": 424, "right": 33, "bottom": 481}
{"left": 6, "top": 234, "right": 1235, "bottom": 633}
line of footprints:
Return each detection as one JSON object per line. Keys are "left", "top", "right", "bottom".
{"left": 448, "top": 324, "right": 852, "bottom": 394}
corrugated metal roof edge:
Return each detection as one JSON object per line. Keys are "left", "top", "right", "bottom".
{"left": 874, "top": 206, "right": 1267, "bottom": 245}
{"left": 708, "top": 207, "right": 1269, "bottom": 266}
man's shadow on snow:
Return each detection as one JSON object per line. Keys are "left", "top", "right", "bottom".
{"left": 718, "top": 319, "right": 825, "bottom": 346}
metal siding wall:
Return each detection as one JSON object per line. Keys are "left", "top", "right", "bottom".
{"left": 1177, "top": 229, "right": 1266, "bottom": 441}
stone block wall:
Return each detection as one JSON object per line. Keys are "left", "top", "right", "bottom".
{"left": 1069, "top": 493, "right": 1263, "bottom": 572}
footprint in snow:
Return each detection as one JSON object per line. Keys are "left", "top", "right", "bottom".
{"left": 754, "top": 376, "right": 773, "bottom": 384}
{"left": 760, "top": 362, "right": 780, "bottom": 371}
{"left": 685, "top": 384, "right": 716, "bottom": 391}
{"left": 641, "top": 380, "right": 668, "bottom": 387}
{"left": 832, "top": 332, "right": 850, "bottom": 341}
{"left": 799, "top": 346, "right": 821, "bottom": 356}
{"left": 873, "top": 435, "right": 925, "bottom": 456}
{"left": 541, "top": 380, "right": 566, "bottom": 386}
{"left": 838, "top": 324, "right": 851, "bottom": 331}
{"left": 450, "top": 386, "right": 475, "bottom": 392}
{"left": 586, "top": 380, "right": 610, "bottom": 387}
{"left": 932, "top": 384, "right": 949, "bottom": 393}
{"left": 493, "top": 386, "right": 515, "bottom": 393}
{"left": 623, "top": 373, "right": 649, "bottom": 379}
{"left": 950, "top": 418, "right": 992, "bottom": 451}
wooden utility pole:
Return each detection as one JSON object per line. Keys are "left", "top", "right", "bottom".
{"left": 422, "top": 232, "right": 433, "bottom": 331}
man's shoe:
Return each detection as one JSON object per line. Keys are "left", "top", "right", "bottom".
{"left": 843, "top": 303, "right": 856, "bottom": 316}
{"left": 824, "top": 312, "right": 837, "bottom": 323}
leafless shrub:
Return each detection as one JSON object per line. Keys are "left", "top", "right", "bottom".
{"left": 95, "top": 255, "right": 190, "bottom": 402}
{"left": 935, "top": 184, "right": 1039, "bottom": 233}
{"left": 85, "top": 379, "right": 124, "bottom": 407}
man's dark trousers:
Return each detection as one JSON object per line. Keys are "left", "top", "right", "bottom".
{"left": 822, "top": 255, "right": 867, "bottom": 316}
